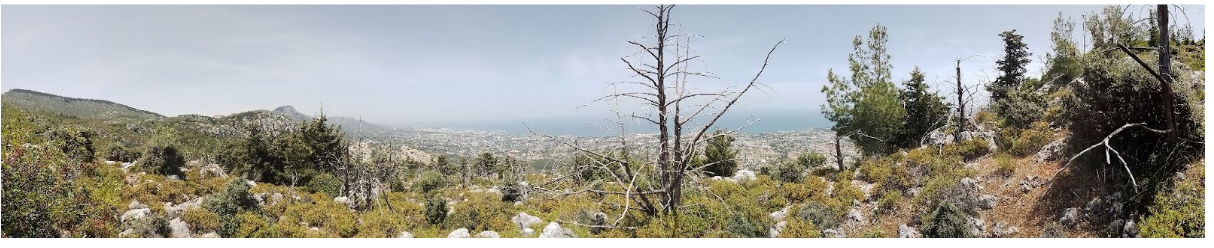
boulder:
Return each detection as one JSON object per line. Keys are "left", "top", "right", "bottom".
{"left": 167, "top": 175, "right": 180, "bottom": 181}
{"left": 334, "top": 196, "right": 351, "bottom": 208}
{"left": 1059, "top": 208, "right": 1080, "bottom": 226}
{"left": 732, "top": 170, "right": 756, "bottom": 182}
{"left": 968, "top": 216, "right": 987, "bottom": 238}
{"left": 200, "top": 163, "right": 227, "bottom": 179}
{"left": 254, "top": 193, "right": 266, "bottom": 207}
{"left": 960, "top": 177, "right": 983, "bottom": 193}
{"left": 165, "top": 197, "right": 205, "bottom": 219}
{"left": 1122, "top": 220, "right": 1138, "bottom": 238}
{"left": 1035, "top": 138, "right": 1066, "bottom": 163}
{"left": 978, "top": 195, "right": 998, "bottom": 210}
{"left": 169, "top": 218, "right": 192, "bottom": 238}
{"left": 246, "top": 180, "right": 257, "bottom": 187}
{"left": 397, "top": 231, "right": 414, "bottom": 238}
{"left": 521, "top": 228, "right": 536, "bottom": 237}
{"left": 846, "top": 208, "right": 865, "bottom": 228}
{"left": 128, "top": 200, "right": 148, "bottom": 210}
{"left": 513, "top": 212, "right": 544, "bottom": 231}
{"left": 475, "top": 231, "right": 501, "bottom": 238}
{"left": 768, "top": 221, "right": 787, "bottom": 238}
{"left": 1020, "top": 176, "right": 1041, "bottom": 193}
{"left": 898, "top": 224, "right": 920, "bottom": 238}
{"left": 539, "top": 222, "right": 577, "bottom": 238}
{"left": 198, "top": 232, "right": 221, "bottom": 238}
{"left": 769, "top": 206, "right": 790, "bottom": 222}
{"left": 120, "top": 208, "right": 151, "bottom": 223}
{"left": 271, "top": 193, "right": 284, "bottom": 206}
{"left": 992, "top": 221, "right": 1018, "bottom": 238}
{"left": 119, "top": 228, "right": 136, "bottom": 238}
{"left": 447, "top": 228, "right": 471, "bottom": 238}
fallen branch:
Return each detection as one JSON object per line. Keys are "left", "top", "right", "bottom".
{"left": 1048, "top": 122, "right": 1169, "bottom": 192}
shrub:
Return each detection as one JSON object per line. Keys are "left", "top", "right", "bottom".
{"left": 204, "top": 177, "right": 261, "bottom": 237}
{"left": 424, "top": 195, "right": 447, "bottom": 226}
{"left": 703, "top": 130, "right": 739, "bottom": 177}
{"left": 796, "top": 152, "right": 827, "bottom": 169}
{"left": 833, "top": 180, "right": 864, "bottom": 206}
{"left": 501, "top": 180, "right": 524, "bottom": 202}
{"left": 182, "top": 208, "right": 221, "bottom": 234}
{"left": 1003, "top": 121, "right": 1054, "bottom": 157}
{"left": 947, "top": 138, "right": 990, "bottom": 161}
{"left": 992, "top": 85, "right": 1046, "bottom": 130}
{"left": 723, "top": 212, "right": 762, "bottom": 238}
{"left": 447, "top": 193, "right": 515, "bottom": 233}
{"left": 797, "top": 201, "right": 840, "bottom": 230}
{"left": 920, "top": 202, "right": 973, "bottom": 238}
{"left": 416, "top": 170, "right": 446, "bottom": 194}
{"left": 1139, "top": 164, "right": 1204, "bottom": 238}
{"left": 778, "top": 216, "right": 821, "bottom": 238}
{"left": 306, "top": 173, "right": 342, "bottom": 198}
{"left": 104, "top": 142, "right": 140, "bottom": 162}
{"left": 876, "top": 190, "right": 902, "bottom": 214}
{"left": 124, "top": 214, "right": 171, "bottom": 238}
{"left": 994, "top": 153, "right": 1015, "bottom": 177}
{"left": 771, "top": 160, "right": 804, "bottom": 184}
{"left": 1064, "top": 50, "right": 1203, "bottom": 205}
{"left": 139, "top": 144, "right": 186, "bottom": 178}
{"left": 280, "top": 193, "right": 356, "bottom": 238}
{"left": 231, "top": 212, "right": 270, "bottom": 238}
{"left": 862, "top": 228, "right": 887, "bottom": 238}
{"left": 47, "top": 128, "right": 97, "bottom": 163}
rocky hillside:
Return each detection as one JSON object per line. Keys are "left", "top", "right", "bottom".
{"left": 1, "top": 89, "right": 164, "bottom": 120}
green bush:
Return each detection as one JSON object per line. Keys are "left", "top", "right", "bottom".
{"left": 139, "top": 144, "right": 186, "bottom": 178}
{"left": 104, "top": 142, "right": 140, "bottom": 162}
{"left": 204, "top": 177, "right": 261, "bottom": 237}
{"left": 124, "top": 214, "right": 172, "bottom": 238}
{"left": 306, "top": 173, "right": 343, "bottom": 198}
{"left": 501, "top": 180, "right": 523, "bottom": 202}
{"left": 778, "top": 215, "right": 822, "bottom": 238}
{"left": 724, "top": 213, "right": 764, "bottom": 238}
{"left": 771, "top": 160, "right": 804, "bottom": 184}
{"left": 797, "top": 201, "right": 840, "bottom": 230}
{"left": 921, "top": 202, "right": 973, "bottom": 238}
{"left": 1139, "top": 164, "right": 1204, "bottom": 238}
{"left": 182, "top": 208, "right": 221, "bottom": 234}
{"left": 47, "top": 128, "right": 97, "bottom": 163}
{"left": 947, "top": 138, "right": 990, "bottom": 161}
{"left": 703, "top": 130, "right": 739, "bottom": 177}
{"left": 994, "top": 153, "right": 1015, "bottom": 177}
{"left": 424, "top": 194, "right": 447, "bottom": 226}
{"left": 876, "top": 190, "right": 902, "bottom": 214}
{"left": 416, "top": 170, "right": 446, "bottom": 194}
{"left": 446, "top": 193, "right": 514, "bottom": 233}
{"left": 1002, "top": 121, "right": 1054, "bottom": 157}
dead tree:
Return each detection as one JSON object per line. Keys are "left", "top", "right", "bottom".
{"left": 530, "top": 4, "right": 783, "bottom": 219}
{"left": 954, "top": 59, "right": 965, "bottom": 143}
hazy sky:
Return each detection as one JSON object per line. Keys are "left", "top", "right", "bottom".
{"left": 2, "top": 5, "right": 1205, "bottom": 126}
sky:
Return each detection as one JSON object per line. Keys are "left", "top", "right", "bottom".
{"left": 2, "top": 5, "right": 1206, "bottom": 131}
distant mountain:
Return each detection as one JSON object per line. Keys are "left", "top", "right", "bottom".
{"left": 1, "top": 89, "right": 164, "bottom": 120}
{"left": 263, "top": 105, "right": 392, "bottom": 137}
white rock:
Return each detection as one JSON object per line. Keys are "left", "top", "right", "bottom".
{"left": 397, "top": 231, "right": 414, "bottom": 238}
{"left": 199, "top": 232, "right": 221, "bottom": 238}
{"left": 169, "top": 218, "right": 192, "bottom": 238}
{"left": 513, "top": 212, "right": 544, "bottom": 231}
{"left": 271, "top": 193, "right": 284, "bottom": 206}
{"left": 846, "top": 208, "right": 865, "bottom": 228}
{"left": 120, "top": 208, "right": 150, "bottom": 223}
{"left": 475, "top": 231, "right": 501, "bottom": 238}
{"left": 768, "top": 220, "right": 787, "bottom": 238}
{"left": 992, "top": 221, "right": 1019, "bottom": 238}
{"left": 898, "top": 224, "right": 920, "bottom": 238}
{"left": 732, "top": 170, "right": 756, "bottom": 182}
{"left": 1060, "top": 207, "right": 1080, "bottom": 226}
{"left": 823, "top": 228, "right": 846, "bottom": 238}
{"left": 539, "top": 222, "right": 577, "bottom": 238}
{"left": 522, "top": 228, "right": 536, "bottom": 237}
{"left": 447, "top": 228, "right": 471, "bottom": 238}
{"left": 769, "top": 206, "right": 790, "bottom": 222}
{"left": 165, "top": 197, "right": 205, "bottom": 219}
{"left": 128, "top": 200, "right": 148, "bottom": 210}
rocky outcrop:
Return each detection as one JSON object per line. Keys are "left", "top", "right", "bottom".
{"left": 128, "top": 200, "right": 148, "bottom": 210}
{"left": 539, "top": 222, "right": 577, "bottom": 238}
{"left": 1059, "top": 208, "right": 1080, "bottom": 226}
{"left": 165, "top": 197, "right": 205, "bottom": 219}
{"left": 200, "top": 163, "right": 227, "bottom": 179}
{"left": 447, "top": 228, "right": 471, "bottom": 238}
{"left": 992, "top": 221, "right": 1019, "bottom": 238}
{"left": 978, "top": 195, "right": 998, "bottom": 210}
{"left": 475, "top": 231, "right": 501, "bottom": 238}
{"left": 121, "top": 208, "right": 151, "bottom": 224}
{"left": 1035, "top": 138, "right": 1066, "bottom": 163}
{"left": 513, "top": 212, "right": 544, "bottom": 231}
{"left": 898, "top": 224, "right": 920, "bottom": 238}
{"left": 846, "top": 208, "right": 865, "bottom": 228}
{"left": 169, "top": 218, "right": 192, "bottom": 238}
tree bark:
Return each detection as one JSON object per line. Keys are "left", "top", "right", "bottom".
{"left": 1158, "top": 4, "right": 1177, "bottom": 142}
{"left": 955, "top": 59, "right": 965, "bottom": 143}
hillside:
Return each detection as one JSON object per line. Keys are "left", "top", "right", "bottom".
{"left": 1, "top": 89, "right": 164, "bottom": 121}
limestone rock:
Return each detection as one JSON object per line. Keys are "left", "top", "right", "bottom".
{"left": 823, "top": 228, "right": 846, "bottom": 238}
{"left": 732, "top": 170, "right": 756, "bottom": 182}
{"left": 898, "top": 224, "right": 920, "bottom": 238}
{"left": 475, "top": 231, "right": 501, "bottom": 238}
{"left": 200, "top": 163, "right": 227, "bottom": 179}
{"left": 992, "top": 221, "right": 1018, "bottom": 238}
{"left": 397, "top": 231, "right": 414, "bottom": 238}
{"left": 198, "top": 232, "right": 221, "bottom": 238}
{"left": 1060, "top": 208, "right": 1080, "bottom": 226}
{"left": 539, "top": 222, "right": 577, "bottom": 238}
{"left": 513, "top": 212, "right": 544, "bottom": 231}
{"left": 169, "top": 218, "right": 192, "bottom": 238}
{"left": 846, "top": 208, "right": 865, "bottom": 228}
{"left": 128, "top": 200, "right": 148, "bottom": 210}
{"left": 447, "top": 228, "right": 471, "bottom": 238}
{"left": 768, "top": 221, "right": 787, "bottom": 238}
{"left": 121, "top": 208, "right": 150, "bottom": 223}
